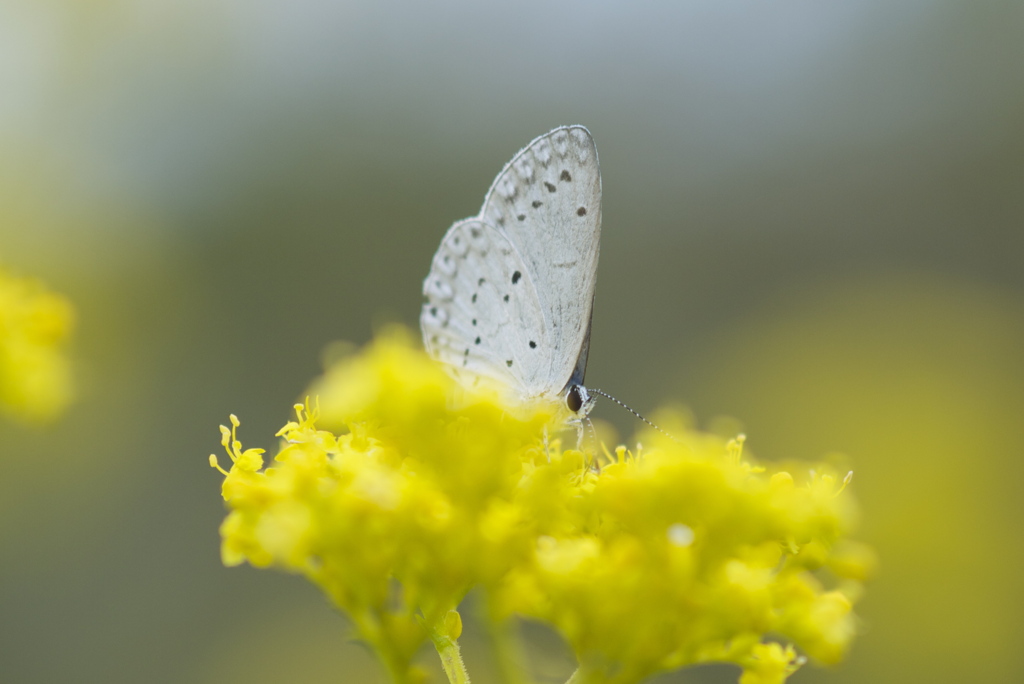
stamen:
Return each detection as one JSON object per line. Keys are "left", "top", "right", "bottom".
{"left": 209, "top": 454, "right": 228, "bottom": 475}
{"left": 727, "top": 434, "right": 746, "bottom": 462}
{"left": 834, "top": 471, "right": 854, "bottom": 497}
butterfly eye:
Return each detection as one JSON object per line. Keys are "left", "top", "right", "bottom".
{"left": 566, "top": 385, "right": 584, "bottom": 413}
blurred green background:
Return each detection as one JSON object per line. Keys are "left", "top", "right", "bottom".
{"left": 2, "top": 1, "right": 1023, "bottom": 682}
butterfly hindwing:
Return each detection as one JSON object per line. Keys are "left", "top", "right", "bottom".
{"left": 421, "top": 219, "right": 549, "bottom": 392}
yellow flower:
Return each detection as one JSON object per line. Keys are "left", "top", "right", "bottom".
{"left": 0, "top": 267, "right": 74, "bottom": 423}
{"left": 499, "top": 432, "right": 866, "bottom": 683}
{"left": 211, "top": 331, "right": 871, "bottom": 684}
{"left": 738, "top": 643, "right": 805, "bottom": 684}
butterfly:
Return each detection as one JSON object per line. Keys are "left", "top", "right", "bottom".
{"left": 421, "top": 125, "right": 602, "bottom": 418}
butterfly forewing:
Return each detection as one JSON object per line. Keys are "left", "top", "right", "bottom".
{"left": 479, "top": 126, "right": 602, "bottom": 396}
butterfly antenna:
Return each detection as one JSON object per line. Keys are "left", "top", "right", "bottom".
{"left": 589, "top": 388, "right": 679, "bottom": 442}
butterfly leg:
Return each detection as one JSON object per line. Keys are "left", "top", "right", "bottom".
{"left": 583, "top": 418, "right": 598, "bottom": 454}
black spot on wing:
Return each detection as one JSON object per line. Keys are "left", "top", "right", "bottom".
{"left": 532, "top": 200, "right": 542, "bottom": 208}
{"left": 544, "top": 182, "right": 556, "bottom": 193}
{"left": 503, "top": 294, "right": 509, "bottom": 302}
{"left": 517, "top": 214, "right": 526, "bottom": 221}
{"left": 512, "top": 271, "right": 521, "bottom": 284}
{"left": 577, "top": 207, "right": 587, "bottom": 216}
{"left": 560, "top": 170, "right": 572, "bottom": 182}
{"left": 474, "top": 336, "right": 481, "bottom": 345}
{"left": 506, "top": 360, "right": 513, "bottom": 367}
{"left": 529, "top": 340, "right": 536, "bottom": 349}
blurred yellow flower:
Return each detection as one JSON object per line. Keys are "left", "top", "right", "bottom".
{"left": 211, "top": 331, "right": 870, "bottom": 684}
{"left": 0, "top": 267, "right": 75, "bottom": 423}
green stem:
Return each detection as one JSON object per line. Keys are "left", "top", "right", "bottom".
{"left": 351, "top": 610, "right": 415, "bottom": 684}
{"left": 564, "top": 664, "right": 618, "bottom": 684}
{"left": 429, "top": 629, "right": 471, "bottom": 684}
{"left": 564, "top": 668, "right": 584, "bottom": 684}
{"left": 378, "top": 653, "right": 415, "bottom": 684}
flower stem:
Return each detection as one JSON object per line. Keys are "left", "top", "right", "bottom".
{"left": 350, "top": 609, "right": 415, "bottom": 684}
{"left": 430, "top": 631, "right": 471, "bottom": 684}
{"left": 564, "top": 665, "right": 612, "bottom": 684}
{"left": 379, "top": 654, "right": 415, "bottom": 684}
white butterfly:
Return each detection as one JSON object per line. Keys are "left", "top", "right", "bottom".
{"left": 421, "top": 126, "right": 601, "bottom": 417}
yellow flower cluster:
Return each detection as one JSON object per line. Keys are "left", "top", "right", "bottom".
{"left": 211, "top": 331, "right": 871, "bottom": 684}
{"left": 0, "top": 267, "right": 75, "bottom": 423}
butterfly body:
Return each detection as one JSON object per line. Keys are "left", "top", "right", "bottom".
{"left": 421, "top": 126, "right": 601, "bottom": 416}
